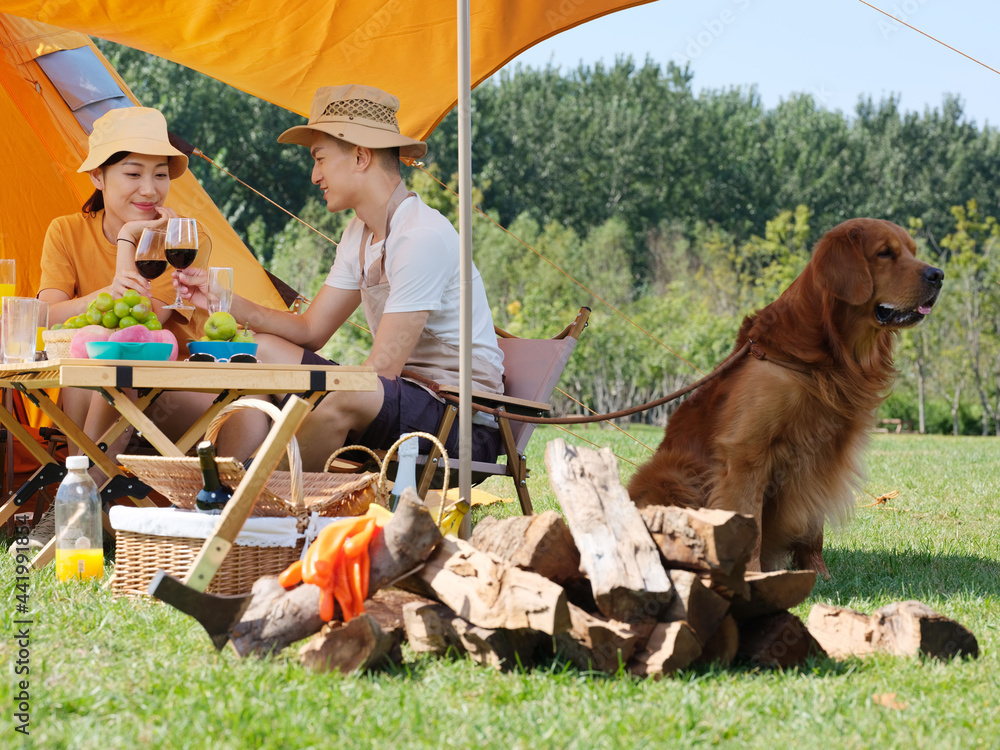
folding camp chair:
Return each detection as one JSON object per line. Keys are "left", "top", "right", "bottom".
{"left": 414, "top": 306, "right": 591, "bottom": 514}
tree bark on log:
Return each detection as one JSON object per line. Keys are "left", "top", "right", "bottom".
{"left": 627, "top": 621, "right": 702, "bottom": 677}
{"left": 641, "top": 506, "right": 756, "bottom": 578}
{"left": 468, "top": 511, "right": 583, "bottom": 584}
{"left": 806, "top": 601, "right": 979, "bottom": 660}
{"left": 555, "top": 603, "right": 656, "bottom": 674}
{"left": 544, "top": 439, "right": 673, "bottom": 622}
{"left": 228, "top": 491, "right": 442, "bottom": 657}
{"left": 398, "top": 536, "right": 571, "bottom": 635}
{"left": 403, "top": 600, "right": 547, "bottom": 671}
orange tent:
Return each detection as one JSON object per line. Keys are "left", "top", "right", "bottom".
{"left": 0, "top": 14, "right": 286, "bottom": 320}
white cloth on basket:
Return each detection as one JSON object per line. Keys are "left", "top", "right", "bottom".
{"left": 109, "top": 506, "right": 302, "bottom": 548}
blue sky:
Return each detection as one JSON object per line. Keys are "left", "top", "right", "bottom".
{"left": 497, "top": 0, "right": 1000, "bottom": 128}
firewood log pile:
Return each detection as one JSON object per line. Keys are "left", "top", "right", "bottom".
{"left": 228, "top": 439, "right": 978, "bottom": 675}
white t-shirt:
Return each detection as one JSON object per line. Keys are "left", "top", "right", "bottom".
{"left": 325, "top": 193, "right": 504, "bottom": 376}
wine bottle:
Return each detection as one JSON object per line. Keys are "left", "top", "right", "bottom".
{"left": 195, "top": 440, "right": 234, "bottom": 513}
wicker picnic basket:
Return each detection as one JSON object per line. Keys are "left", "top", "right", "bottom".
{"left": 118, "top": 400, "right": 386, "bottom": 520}
{"left": 111, "top": 519, "right": 304, "bottom": 598}
{"left": 112, "top": 399, "right": 386, "bottom": 598}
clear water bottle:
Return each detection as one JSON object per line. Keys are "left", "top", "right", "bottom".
{"left": 55, "top": 456, "right": 104, "bottom": 581}
{"left": 389, "top": 434, "right": 420, "bottom": 511}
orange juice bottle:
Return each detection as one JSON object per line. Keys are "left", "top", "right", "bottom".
{"left": 54, "top": 456, "right": 103, "bottom": 582}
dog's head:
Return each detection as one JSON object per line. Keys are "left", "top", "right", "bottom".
{"left": 811, "top": 218, "right": 943, "bottom": 329}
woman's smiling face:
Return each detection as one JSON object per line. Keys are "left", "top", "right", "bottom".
{"left": 89, "top": 152, "right": 171, "bottom": 224}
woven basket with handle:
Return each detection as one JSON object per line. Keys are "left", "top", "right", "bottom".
{"left": 118, "top": 399, "right": 383, "bottom": 520}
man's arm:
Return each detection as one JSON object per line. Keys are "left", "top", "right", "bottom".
{"left": 176, "top": 268, "right": 361, "bottom": 351}
{"left": 366, "top": 310, "right": 430, "bottom": 377}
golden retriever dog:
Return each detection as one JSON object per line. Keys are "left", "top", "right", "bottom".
{"left": 628, "top": 218, "right": 943, "bottom": 577}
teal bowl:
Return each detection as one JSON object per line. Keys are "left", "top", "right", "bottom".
{"left": 187, "top": 341, "right": 259, "bottom": 361}
{"left": 86, "top": 341, "right": 173, "bottom": 361}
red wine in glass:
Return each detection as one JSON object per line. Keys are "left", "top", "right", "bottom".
{"left": 164, "top": 218, "right": 198, "bottom": 311}
{"left": 135, "top": 228, "right": 168, "bottom": 280}
{"left": 165, "top": 247, "right": 198, "bottom": 270}
{"left": 136, "top": 259, "right": 167, "bottom": 280}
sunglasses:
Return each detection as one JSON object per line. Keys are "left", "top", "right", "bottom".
{"left": 186, "top": 353, "right": 259, "bottom": 364}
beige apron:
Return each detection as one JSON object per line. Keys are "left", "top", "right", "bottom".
{"left": 358, "top": 182, "right": 503, "bottom": 396}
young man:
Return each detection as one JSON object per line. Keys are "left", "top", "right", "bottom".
{"left": 175, "top": 85, "right": 504, "bottom": 470}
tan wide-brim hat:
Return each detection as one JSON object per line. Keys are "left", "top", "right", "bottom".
{"left": 77, "top": 107, "right": 188, "bottom": 179}
{"left": 278, "top": 84, "right": 427, "bottom": 160}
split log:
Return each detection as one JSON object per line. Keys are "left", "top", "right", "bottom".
{"left": 403, "top": 600, "right": 547, "bottom": 671}
{"left": 729, "top": 570, "right": 817, "bottom": 620}
{"left": 468, "top": 511, "right": 583, "bottom": 584}
{"left": 545, "top": 439, "right": 673, "bottom": 622}
{"left": 627, "top": 621, "right": 702, "bottom": 677}
{"left": 698, "top": 571, "right": 750, "bottom": 603}
{"left": 555, "top": 603, "right": 656, "bottom": 674}
{"left": 694, "top": 614, "right": 739, "bottom": 667}
{"left": 298, "top": 614, "right": 400, "bottom": 673}
{"left": 228, "top": 490, "right": 442, "bottom": 657}
{"left": 806, "top": 601, "right": 979, "bottom": 661}
{"left": 297, "top": 588, "right": 437, "bottom": 674}
{"left": 399, "top": 536, "right": 571, "bottom": 635}
{"left": 737, "top": 611, "right": 825, "bottom": 668}
{"left": 664, "top": 569, "right": 730, "bottom": 645}
{"left": 641, "top": 506, "right": 756, "bottom": 576}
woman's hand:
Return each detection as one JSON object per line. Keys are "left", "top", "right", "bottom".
{"left": 173, "top": 267, "right": 210, "bottom": 310}
{"left": 116, "top": 205, "right": 179, "bottom": 247}
{"left": 110, "top": 270, "right": 153, "bottom": 299}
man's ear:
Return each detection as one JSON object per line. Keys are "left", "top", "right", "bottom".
{"left": 354, "top": 145, "right": 373, "bottom": 171}
{"left": 810, "top": 225, "right": 873, "bottom": 305}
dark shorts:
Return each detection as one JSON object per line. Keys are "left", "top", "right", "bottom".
{"left": 299, "top": 349, "right": 501, "bottom": 463}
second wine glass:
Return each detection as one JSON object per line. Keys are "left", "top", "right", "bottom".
{"left": 135, "top": 228, "right": 168, "bottom": 281}
{"left": 164, "top": 218, "right": 198, "bottom": 310}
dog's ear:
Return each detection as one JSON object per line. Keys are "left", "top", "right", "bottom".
{"left": 811, "top": 225, "right": 874, "bottom": 305}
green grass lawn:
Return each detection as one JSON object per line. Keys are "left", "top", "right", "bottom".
{"left": 2, "top": 429, "right": 998, "bottom": 749}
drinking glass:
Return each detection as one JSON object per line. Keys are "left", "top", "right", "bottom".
{"left": 164, "top": 218, "right": 199, "bottom": 310}
{"left": 207, "top": 267, "right": 234, "bottom": 314}
{"left": 2, "top": 297, "right": 44, "bottom": 365}
{"left": 33, "top": 299, "right": 48, "bottom": 354}
{"left": 0, "top": 258, "right": 14, "bottom": 299}
{"left": 135, "top": 228, "right": 168, "bottom": 281}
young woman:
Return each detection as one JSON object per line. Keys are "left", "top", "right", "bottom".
{"left": 39, "top": 106, "right": 189, "bottom": 326}
{"left": 28, "top": 107, "right": 211, "bottom": 549}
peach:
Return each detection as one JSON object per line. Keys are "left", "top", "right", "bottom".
{"left": 109, "top": 325, "right": 153, "bottom": 344}
{"left": 70, "top": 325, "right": 113, "bottom": 358}
{"left": 149, "top": 329, "right": 179, "bottom": 361}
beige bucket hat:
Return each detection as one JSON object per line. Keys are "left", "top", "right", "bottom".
{"left": 278, "top": 85, "right": 427, "bottom": 159}
{"left": 78, "top": 107, "right": 188, "bottom": 179}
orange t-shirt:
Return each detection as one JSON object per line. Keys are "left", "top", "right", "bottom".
{"left": 38, "top": 211, "right": 201, "bottom": 351}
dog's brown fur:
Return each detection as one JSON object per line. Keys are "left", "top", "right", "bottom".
{"left": 627, "top": 218, "right": 943, "bottom": 577}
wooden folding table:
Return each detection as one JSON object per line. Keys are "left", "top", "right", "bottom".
{"left": 0, "top": 358, "right": 376, "bottom": 567}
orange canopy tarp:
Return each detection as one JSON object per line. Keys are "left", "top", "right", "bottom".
{"left": 0, "top": 0, "right": 653, "bottom": 141}
{"left": 0, "top": 14, "right": 286, "bottom": 317}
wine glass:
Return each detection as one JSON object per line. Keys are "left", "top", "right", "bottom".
{"left": 164, "top": 218, "right": 199, "bottom": 310}
{"left": 134, "top": 228, "right": 168, "bottom": 281}
{"left": 207, "top": 267, "right": 234, "bottom": 314}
